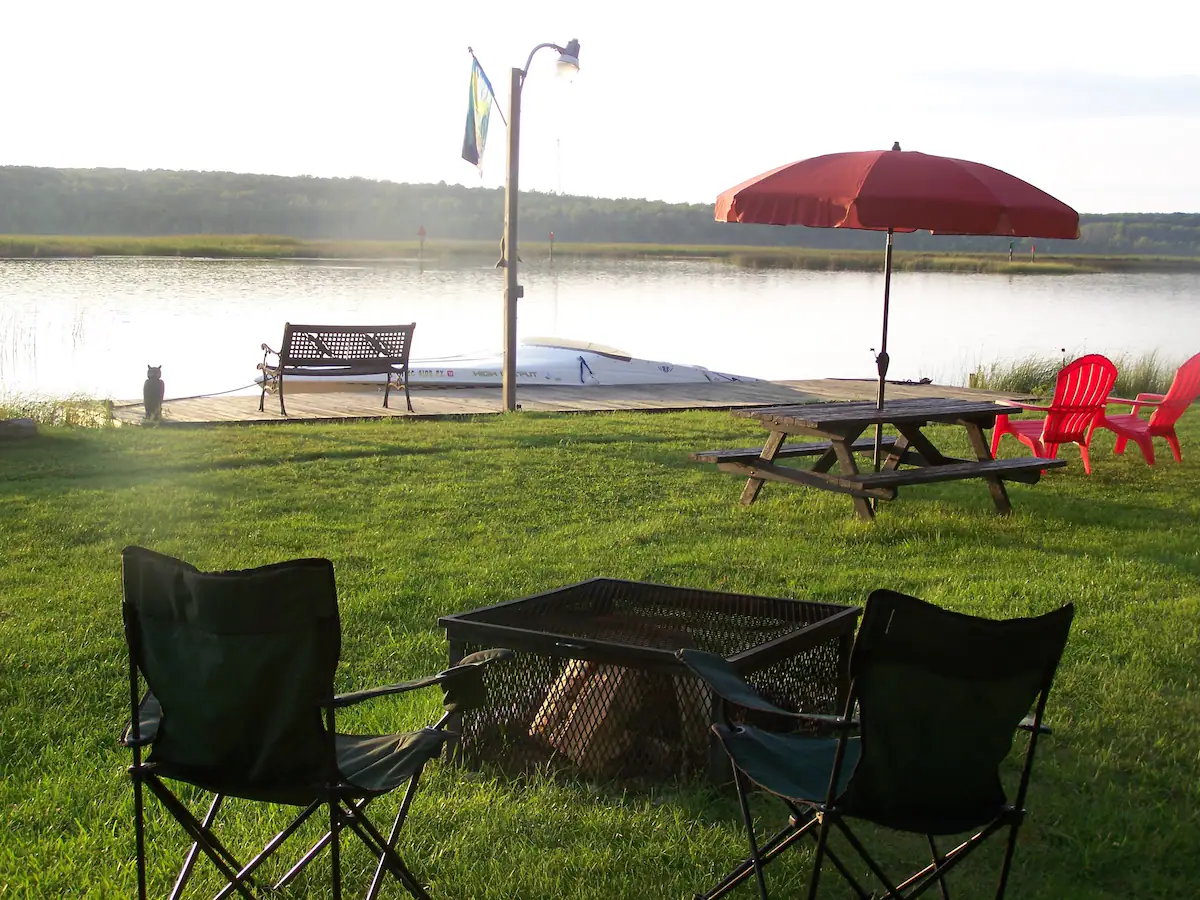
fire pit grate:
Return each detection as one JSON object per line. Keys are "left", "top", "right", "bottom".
{"left": 439, "top": 579, "right": 860, "bottom": 782}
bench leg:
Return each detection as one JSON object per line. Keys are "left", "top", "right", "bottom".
{"left": 383, "top": 373, "right": 392, "bottom": 409}
{"left": 965, "top": 423, "right": 1012, "bottom": 515}
{"left": 259, "top": 382, "right": 267, "bottom": 412}
{"left": 403, "top": 371, "right": 413, "bottom": 413}
{"left": 278, "top": 375, "right": 287, "bottom": 417}
{"left": 739, "top": 432, "right": 786, "bottom": 505}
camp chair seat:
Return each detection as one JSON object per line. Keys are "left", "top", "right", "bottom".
{"left": 714, "top": 725, "right": 861, "bottom": 807}
{"left": 125, "top": 694, "right": 448, "bottom": 803}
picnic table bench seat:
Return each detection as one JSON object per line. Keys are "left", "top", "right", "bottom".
{"left": 689, "top": 435, "right": 903, "bottom": 465}
{"left": 258, "top": 323, "right": 415, "bottom": 416}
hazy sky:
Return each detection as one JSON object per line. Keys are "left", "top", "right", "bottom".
{"left": 6, "top": 1, "right": 1198, "bottom": 213}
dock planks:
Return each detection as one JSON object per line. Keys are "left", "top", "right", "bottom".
{"left": 111, "top": 379, "right": 1027, "bottom": 427}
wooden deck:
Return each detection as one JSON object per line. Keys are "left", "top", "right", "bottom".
{"left": 111, "top": 379, "right": 1027, "bottom": 427}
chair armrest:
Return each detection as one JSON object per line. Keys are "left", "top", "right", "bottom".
{"left": 996, "top": 400, "right": 1052, "bottom": 412}
{"left": 676, "top": 649, "right": 855, "bottom": 729}
{"left": 1018, "top": 714, "right": 1052, "bottom": 735}
{"left": 327, "top": 648, "right": 513, "bottom": 710}
{"left": 1106, "top": 395, "right": 1162, "bottom": 407}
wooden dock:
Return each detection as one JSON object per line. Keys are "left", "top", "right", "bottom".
{"left": 111, "top": 379, "right": 1026, "bottom": 427}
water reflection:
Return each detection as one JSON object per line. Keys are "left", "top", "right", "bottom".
{"left": 1, "top": 256, "right": 1196, "bottom": 400}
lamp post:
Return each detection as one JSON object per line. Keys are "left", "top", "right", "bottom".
{"left": 500, "top": 38, "right": 580, "bottom": 412}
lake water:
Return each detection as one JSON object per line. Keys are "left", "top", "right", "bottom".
{"left": 1, "top": 256, "right": 1198, "bottom": 400}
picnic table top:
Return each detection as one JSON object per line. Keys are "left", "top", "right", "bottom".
{"left": 734, "top": 397, "right": 1008, "bottom": 429}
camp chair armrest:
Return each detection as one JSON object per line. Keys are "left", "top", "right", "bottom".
{"left": 1018, "top": 715, "right": 1052, "bottom": 735}
{"left": 677, "top": 648, "right": 836, "bottom": 722}
{"left": 328, "top": 677, "right": 446, "bottom": 708}
{"left": 327, "top": 648, "right": 514, "bottom": 709}
{"left": 796, "top": 712, "right": 860, "bottom": 730}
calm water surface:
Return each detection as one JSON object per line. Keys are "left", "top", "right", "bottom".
{"left": 1, "top": 256, "right": 1197, "bottom": 399}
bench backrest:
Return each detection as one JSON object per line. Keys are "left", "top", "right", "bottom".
{"left": 280, "top": 323, "right": 416, "bottom": 368}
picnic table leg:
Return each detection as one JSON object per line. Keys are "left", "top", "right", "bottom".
{"left": 893, "top": 424, "right": 948, "bottom": 466}
{"left": 739, "top": 431, "right": 787, "bottom": 505}
{"left": 965, "top": 422, "right": 1013, "bottom": 515}
{"left": 881, "top": 432, "right": 912, "bottom": 472}
{"left": 829, "top": 437, "right": 875, "bottom": 521}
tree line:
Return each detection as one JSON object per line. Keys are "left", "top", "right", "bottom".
{"left": 2, "top": 165, "right": 1198, "bottom": 257}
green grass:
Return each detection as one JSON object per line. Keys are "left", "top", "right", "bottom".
{"left": 3, "top": 233, "right": 1199, "bottom": 274}
{"left": 971, "top": 351, "right": 1182, "bottom": 398}
{"left": 1, "top": 409, "right": 1198, "bottom": 898}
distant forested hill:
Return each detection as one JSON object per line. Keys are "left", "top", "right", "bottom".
{"left": 2, "top": 166, "right": 1198, "bottom": 257}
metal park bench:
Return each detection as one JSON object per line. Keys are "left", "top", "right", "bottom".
{"left": 258, "top": 323, "right": 415, "bottom": 416}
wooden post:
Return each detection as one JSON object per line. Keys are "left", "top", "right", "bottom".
{"left": 549, "top": 230, "right": 554, "bottom": 262}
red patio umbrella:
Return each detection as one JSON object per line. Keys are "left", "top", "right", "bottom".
{"left": 716, "top": 143, "right": 1080, "bottom": 468}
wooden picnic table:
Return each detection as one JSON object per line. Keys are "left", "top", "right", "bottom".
{"left": 691, "top": 397, "right": 1066, "bottom": 521}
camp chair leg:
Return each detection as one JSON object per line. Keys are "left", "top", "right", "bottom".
{"left": 367, "top": 771, "right": 423, "bottom": 900}
{"left": 890, "top": 821, "right": 1006, "bottom": 898}
{"left": 994, "top": 822, "right": 1022, "bottom": 900}
{"left": 697, "top": 808, "right": 818, "bottom": 900}
{"left": 213, "top": 800, "right": 324, "bottom": 900}
{"left": 805, "top": 813, "right": 835, "bottom": 900}
{"left": 927, "top": 835, "right": 951, "bottom": 900}
{"left": 329, "top": 797, "right": 343, "bottom": 900}
{"left": 834, "top": 820, "right": 904, "bottom": 900}
{"left": 142, "top": 776, "right": 255, "bottom": 900}
{"left": 170, "top": 794, "right": 225, "bottom": 900}
{"left": 343, "top": 804, "right": 431, "bottom": 900}
{"left": 132, "top": 767, "right": 148, "bottom": 900}
{"left": 732, "top": 769, "right": 770, "bottom": 900}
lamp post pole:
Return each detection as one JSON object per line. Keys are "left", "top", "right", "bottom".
{"left": 502, "top": 66, "right": 523, "bottom": 412}
{"left": 500, "top": 39, "right": 579, "bottom": 412}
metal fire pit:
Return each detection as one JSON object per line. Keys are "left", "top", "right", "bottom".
{"left": 438, "top": 578, "right": 860, "bottom": 782}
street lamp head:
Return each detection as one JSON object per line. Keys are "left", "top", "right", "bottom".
{"left": 556, "top": 39, "right": 581, "bottom": 76}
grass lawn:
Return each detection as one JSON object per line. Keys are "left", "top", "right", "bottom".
{"left": 1, "top": 409, "right": 1197, "bottom": 898}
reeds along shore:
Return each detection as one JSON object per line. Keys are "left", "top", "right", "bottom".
{"left": 2, "top": 234, "right": 1199, "bottom": 274}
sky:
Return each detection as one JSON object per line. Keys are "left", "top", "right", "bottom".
{"left": 5, "top": 1, "right": 1199, "bottom": 214}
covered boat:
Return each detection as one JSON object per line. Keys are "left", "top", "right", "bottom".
{"left": 261, "top": 338, "right": 759, "bottom": 389}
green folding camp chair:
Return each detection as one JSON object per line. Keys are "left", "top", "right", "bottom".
{"left": 119, "top": 545, "right": 512, "bottom": 900}
{"left": 678, "top": 589, "right": 1074, "bottom": 900}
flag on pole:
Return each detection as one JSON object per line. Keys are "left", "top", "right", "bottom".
{"left": 461, "top": 56, "right": 499, "bottom": 173}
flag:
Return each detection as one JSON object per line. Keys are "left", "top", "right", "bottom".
{"left": 461, "top": 58, "right": 498, "bottom": 173}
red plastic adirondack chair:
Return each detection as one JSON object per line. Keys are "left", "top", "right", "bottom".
{"left": 990, "top": 354, "right": 1118, "bottom": 474}
{"left": 1095, "top": 351, "right": 1200, "bottom": 465}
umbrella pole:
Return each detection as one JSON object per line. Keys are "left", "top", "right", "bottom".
{"left": 872, "top": 228, "right": 894, "bottom": 476}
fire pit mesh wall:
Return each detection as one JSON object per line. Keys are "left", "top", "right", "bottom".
{"left": 444, "top": 580, "right": 853, "bottom": 781}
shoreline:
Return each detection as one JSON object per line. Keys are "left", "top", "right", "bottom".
{"left": 2, "top": 234, "right": 1199, "bottom": 274}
